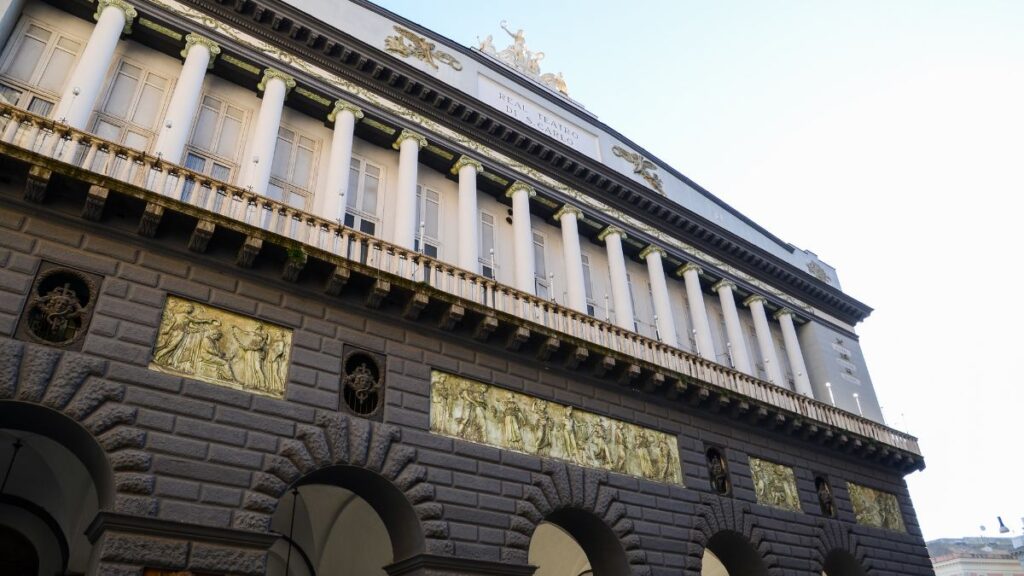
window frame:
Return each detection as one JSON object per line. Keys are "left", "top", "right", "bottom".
{"left": 266, "top": 122, "right": 320, "bottom": 211}
{"left": 479, "top": 210, "right": 497, "bottom": 279}
{"left": 343, "top": 154, "right": 384, "bottom": 236}
{"left": 532, "top": 229, "right": 550, "bottom": 299}
{"left": 0, "top": 17, "right": 85, "bottom": 116}
{"left": 91, "top": 56, "right": 173, "bottom": 153}
{"left": 184, "top": 93, "right": 250, "bottom": 180}
{"left": 414, "top": 184, "right": 442, "bottom": 258}
{"left": 580, "top": 252, "right": 596, "bottom": 316}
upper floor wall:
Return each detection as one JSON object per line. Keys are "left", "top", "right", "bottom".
{"left": 280, "top": 0, "right": 844, "bottom": 288}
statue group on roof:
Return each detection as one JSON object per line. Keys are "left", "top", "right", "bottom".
{"left": 477, "top": 21, "right": 569, "bottom": 96}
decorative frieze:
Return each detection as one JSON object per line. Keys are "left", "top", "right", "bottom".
{"left": 150, "top": 296, "right": 291, "bottom": 398}
{"left": 847, "top": 483, "right": 906, "bottom": 532}
{"left": 612, "top": 145, "right": 664, "bottom": 194}
{"left": 384, "top": 25, "right": 462, "bottom": 71}
{"left": 749, "top": 458, "right": 801, "bottom": 512}
{"left": 430, "top": 371, "right": 683, "bottom": 485}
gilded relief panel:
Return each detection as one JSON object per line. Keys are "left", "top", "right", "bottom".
{"left": 749, "top": 458, "right": 801, "bottom": 512}
{"left": 430, "top": 371, "right": 683, "bottom": 485}
{"left": 847, "top": 483, "right": 906, "bottom": 532}
{"left": 150, "top": 296, "right": 291, "bottom": 398}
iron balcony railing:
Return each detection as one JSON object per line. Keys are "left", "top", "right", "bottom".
{"left": 0, "top": 102, "right": 921, "bottom": 457}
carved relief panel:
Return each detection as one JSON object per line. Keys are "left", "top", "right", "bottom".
{"left": 749, "top": 457, "right": 801, "bottom": 512}
{"left": 430, "top": 370, "right": 683, "bottom": 485}
{"left": 149, "top": 296, "right": 292, "bottom": 398}
{"left": 847, "top": 482, "right": 906, "bottom": 532}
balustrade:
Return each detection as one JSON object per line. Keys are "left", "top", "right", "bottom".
{"left": 0, "top": 102, "right": 920, "bottom": 456}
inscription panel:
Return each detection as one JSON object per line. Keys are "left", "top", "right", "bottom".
{"left": 150, "top": 296, "right": 292, "bottom": 398}
{"left": 430, "top": 371, "right": 682, "bottom": 485}
{"left": 478, "top": 75, "right": 599, "bottom": 159}
{"left": 848, "top": 483, "right": 906, "bottom": 532}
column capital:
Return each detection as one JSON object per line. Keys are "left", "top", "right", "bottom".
{"left": 182, "top": 33, "right": 221, "bottom": 68}
{"left": 328, "top": 99, "right": 364, "bottom": 123}
{"left": 712, "top": 279, "right": 736, "bottom": 293}
{"left": 553, "top": 204, "right": 583, "bottom": 222}
{"left": 450, "top": 155, "right": 483, "bottom": 175}
{"left": 505, "top": 181, "right": 536, "bottom": 198}
{"left": 675, "top": 262, "right": 702, "bottom": 277}
{"left": 392, "top": 129, "right": 428, "bottom": 150}
{"left": 639, "top": 245, "right": 666, "bottom": 260}
{"left": 258, "top": 68, "right": 297, "bottom": 94}
{"left": 95, "top": 0, "right": 137, "bottom": 34}
{"left": 597, "top": 225, "right": 626, "bottom": 242}
{"left": 772, "top": 307, "right": 796, "bottom": 320}
{"left": 743, "top": 294, "right": 767, "bottom": 308}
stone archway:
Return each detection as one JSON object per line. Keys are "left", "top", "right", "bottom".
{"left": 0, "top": 338, "right": 155, "bottom": 574}
{"left": 815, "top": 520, "right": 871, "bottom": 576}
{"left": 691, "top": 495, "right": 779, "bottom": 576}
{"left": 505, "top": 459, "right": 644, "bottom": 576}
{"left": 0, "top": 339, "right": 154, "bottom": 511}
{"left": 239, "top": 410, "right": 451, "bottom": 563}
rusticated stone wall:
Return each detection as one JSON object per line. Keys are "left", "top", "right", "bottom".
{"left": 0, "top": 195, "right": 933, "bottom": 575}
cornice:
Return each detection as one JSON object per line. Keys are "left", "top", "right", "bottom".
{"left": 139, "top": 0, "right": 873, "bottom": 326}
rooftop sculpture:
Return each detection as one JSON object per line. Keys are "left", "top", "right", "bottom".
{"left": 477, "top": 21, "right": 569, "bottom": 96}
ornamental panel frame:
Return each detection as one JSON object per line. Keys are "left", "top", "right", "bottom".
{"left": 429, "top": 370, "right": 683, "bottom": 485}
{"left": 847, "top": 482, "right": 906, "bottom": 532}
{"left": 749, "top": 457, "right": 801, "bottom": 513}
{"left": 149, "top": 295, "right": 292, "bottom": 398}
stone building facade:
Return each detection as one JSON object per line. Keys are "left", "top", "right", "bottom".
{"left": 0, "top": 0, "right": 931, "bottom": 575}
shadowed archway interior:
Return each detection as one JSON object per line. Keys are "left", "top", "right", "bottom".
{"left": 0, "top": 403, "right": 108, "bottom": 576}
{"left": 528, "top": 507, "right": 629, "bottom": 576}
{"left": 701, "top": 530, "right": 769, "bottom": 576}
{"left": 822, "top": 549, "right": 868, "bottom": 576}
{"left": 267, "top": 465, "right": 426, "bottom": 575}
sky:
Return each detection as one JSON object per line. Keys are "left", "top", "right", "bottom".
{"left": 373, "top": 0, "right": 1024, "bottom": 541}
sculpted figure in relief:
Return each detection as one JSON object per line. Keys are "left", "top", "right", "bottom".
{"left": 493, "top": 393, "right": 526, "bottom": 450}
{"left": 154, "top": 302, "right": 219, "bottom": 372}
{"left": 560, "top": 406, "right": 581, "bottom": 462}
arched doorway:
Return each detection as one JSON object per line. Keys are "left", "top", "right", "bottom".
{"left": 267, "top": 466, "right": 424, "bottom": 575}
{"left": 0, "top": 403, "right": 111, "bottom": 576}
{"left": 528, "top": 508, "right": 629, "bottom": 576}
{"left": 701, "top": 530, "right": 768, "bottom": 576}
{"left": 822, "top": 549, "right": 868, "bottom": 576}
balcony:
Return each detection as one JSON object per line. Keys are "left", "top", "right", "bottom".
{"left": 0, "top": 103, "right": 923, "bottom": 467}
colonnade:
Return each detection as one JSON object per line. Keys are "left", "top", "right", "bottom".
{"left": 28, "top": 0, "right": 817, "bottom": 397}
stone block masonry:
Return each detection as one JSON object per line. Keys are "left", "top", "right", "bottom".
{"left": 0, "top": 198, "right": 932, "bottom": 576}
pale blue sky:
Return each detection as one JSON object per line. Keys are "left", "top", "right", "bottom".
{"left": 374, "top": 1, "right": 1024, "bottom": 540}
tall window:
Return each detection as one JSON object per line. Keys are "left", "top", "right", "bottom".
{"left": 93, "top": 60, "right": 170, "bottom": 151}
{"left": 186, "top": 95, "right": 246, "bottom": 179}
{"left": 343, "top": 155, "right": 382, "bottom": 235}
{"left": 626, "top": 272, "right": 640, "bottom": 332}
{"left": 479, "top": 211, "right": 496, "bottom": 278}
{"left": 267, "top": 125, "right": 317, "bottom": 210}
{"left": 533, "top": 231, "right": 549, "bottom": 299}
{"left": 0, "top": 21, "right": 82, "bottom": 116}
{"left": 414, "top": 185, "right": 441, "bottom": 257}
{"left": 581, "top": 252, "right": 596, "bottom": 316}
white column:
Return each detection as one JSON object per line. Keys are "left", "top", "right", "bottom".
{"left": 640, "top": 245, "right": 678, "bottom": 347}
{"left": 153, "top": 33, "right": 220, "bottom": 163}
{"left": 775, "top": 309, "right": 813, "bottom": 397}
{"left": 677, "top": 263, "right": 715, "bottom": 360}
{"left": 242, "top": 69, "right": 295, "bottom": 196}
{"left": 555, "top": 205, "right": 587, "bottom": 314}
{"left": 506, "top": 181, "right": 536, "bottom": 294}
{"left": 392, "top": 129, "right": 427, "bottom": 250}
{"left": 452, "top": 156, "right": 482, "bottom": 272}
{"left": 712, "top": 280, "right": 752, "bottom": 374}
{"left": 53, "top": 0, "right": 137, "bottom": 129}
{"left": 744, "top": 295, "right": 785, "bottom": 387}
{"left": 599, "top": 226, "right": 634, "bottom": 331}
{"left": 318, "top": 100, "right": 363, "bottom": 222}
